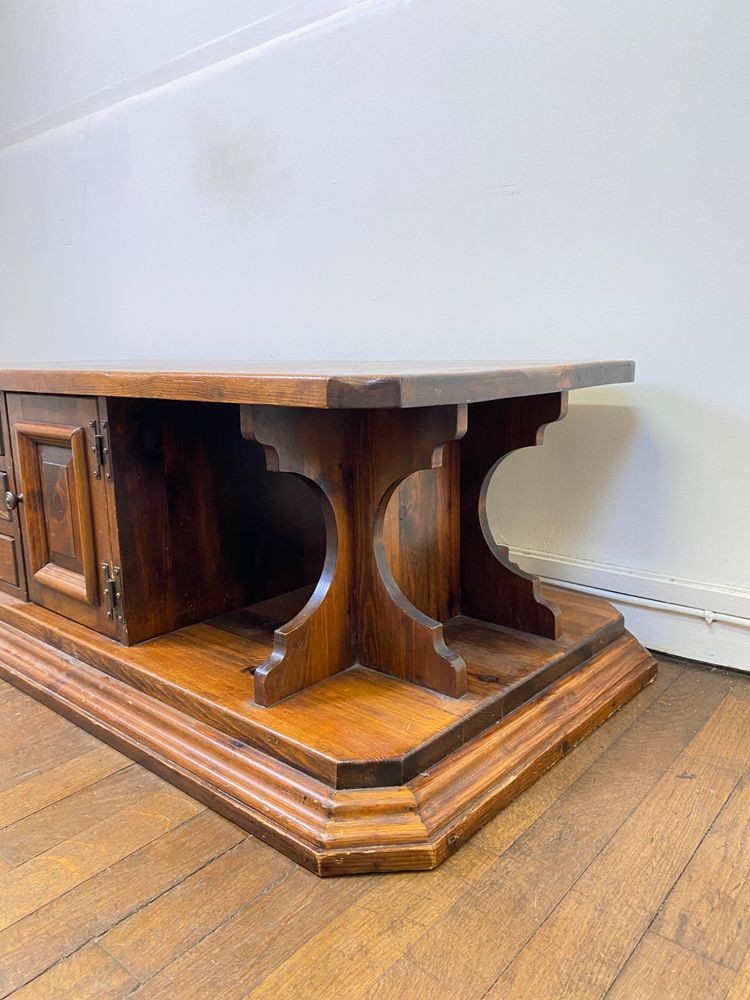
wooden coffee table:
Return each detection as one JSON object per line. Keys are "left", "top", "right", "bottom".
{"left": 0, "top": 361, "right": 655, "bottom": 874}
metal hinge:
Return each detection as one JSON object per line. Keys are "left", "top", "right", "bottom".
{"left": 89, "top": 419, "right": 113, "bottom": 481}
{"left": 102, "top": 563, "right": 124, "bottom": 624}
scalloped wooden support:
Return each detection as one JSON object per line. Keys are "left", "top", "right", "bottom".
{"left": 354, "top": 406, "right": 468, "bottom": 697}
{"left": 460, "top": 392, "right": 569, "bottom": 638}
{"left": 239, "top": 406, "right": 354, "bottom": 707}
{"left": 241, "top": 404, "right": 468, "bottom": 705}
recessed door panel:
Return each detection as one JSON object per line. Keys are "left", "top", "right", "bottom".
{"left": 7, "top": 394, "right": 119, "bottom": 637}
{"left": 0, "top": 534, "right": 19, "bottom": 587}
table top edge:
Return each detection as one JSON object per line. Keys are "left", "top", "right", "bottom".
{"left": 0, "top": 360, "right": 636, "bottom": 408}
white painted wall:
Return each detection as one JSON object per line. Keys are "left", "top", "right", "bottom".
{"left": 1, "top": 0, "right": 748, "bottom": 666}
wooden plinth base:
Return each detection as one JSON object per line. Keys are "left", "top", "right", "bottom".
{"left": 0, "top": 588, "right": 656, "bottom": 875}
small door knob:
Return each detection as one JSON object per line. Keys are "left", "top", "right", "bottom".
{"left": 4, "top": 490, "right": 21, "bottom": 512}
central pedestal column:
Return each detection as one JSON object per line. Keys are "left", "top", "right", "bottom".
{"left": 241, "top": 393, "right": 569, "bottom": 706}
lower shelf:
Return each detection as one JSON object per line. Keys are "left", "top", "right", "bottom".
{"left": 0, "top": 602, "right": 656, "bottom": 875}
{"left": 0, "top": 586, "right": 633, "bottom": 788}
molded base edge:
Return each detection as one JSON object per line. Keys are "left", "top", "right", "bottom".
{"left": 0, "top": 621, "right": 656, "bottom": 875}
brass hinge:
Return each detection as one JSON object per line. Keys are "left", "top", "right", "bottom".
{"left": 89, "top": 419, "right": 113, "bottom": 481}
{"left": 102, "top": 563, "right": 124, "bottom": 625}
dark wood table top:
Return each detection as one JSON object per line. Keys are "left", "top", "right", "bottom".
{"left": 0, "top": 360, "right": 634, "bottom": 408}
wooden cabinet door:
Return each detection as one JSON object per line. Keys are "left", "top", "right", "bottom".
{"left": 0, "top": 394, "right": 28, "bottom": 598}
{"left": 6, "top": 394, "right": 120, "bottom": 637}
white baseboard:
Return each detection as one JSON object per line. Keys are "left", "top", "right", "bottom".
{"left": 510, "top": 548, "right": 750, "bottom": 673}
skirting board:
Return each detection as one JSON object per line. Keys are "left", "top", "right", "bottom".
{"left": 512, "top": 549, "right": 750, "bottom": 673}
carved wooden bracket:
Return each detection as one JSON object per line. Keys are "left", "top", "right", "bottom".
{"left": 459, "top": 392, "right": 568, "bottom": 638}
{"left": 239, "top": 407, "right": 354, "bottom": 707}
{"left": 241, "top": 404, "right": 468, "bottom": 705}
{"left": 355, "top": 406, "right": 468, "bottom": 697}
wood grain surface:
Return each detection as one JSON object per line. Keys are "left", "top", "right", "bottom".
{"left": 0, "top": 657, "right": 747, "bottom": 998}
{"left": 0, "top": 397, "right": 27, "bottom": 599}
{"left": 0, "top": 360, "right": 634, "bottom": 408}
{"left": 6, "top": 394, "right": 118, "bottom": 637}
{"left": 0, "top": 586, "right": 627, "bottom": 788}
{"left": 0, "top": 605, "right": 656, "bottom": 875}
{"left": 460, "top": 392, "right": 567, "bottom": 636}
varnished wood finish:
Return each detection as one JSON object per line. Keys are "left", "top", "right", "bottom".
{"left": 355, "top": 406, "right": 468, "bottom": 696}
{"left": 0, "top": 360, "right": 648, "bottom": 875}
{"left": 460, "top": 392, "right": 567, "bottom": 637}
{"left": 0, "top": 395, "right": 27, "bottom": 599}
{"left": 0, "top": 586, "right": 625, "bottom": 788}
{"left": 240, "top": 407, "right": 355, "bottom": 706}
{"left": 240, "top": 393, "right": 581, "bottom": 702}
{"left": 0, "top": 536, "right": 20, "bottom": 589}
{"left": 384, "top": 440, "right": 461, "bottom": 623}
{"left": 5, "top": 395, "right": 326, "bottom": 646}
{"left": 14, "top": 421, "right": 99, "bottom": 604}
{"left": 242, "top": 404, "right": 468, "bottom": 702}
{"left": 0, "top": 360, "right": 635, "bottom": 408}
{"left": 0, "top": 613, "right": 655, "bottom": 875}
{"left": 105, "top": 398, "right": 323, "bottom": 645}
{"left": 6, "top": 394, "right": 118, "bottom": 638}
{"left": 1, "top": 657, "right": 748, "bottom": 998}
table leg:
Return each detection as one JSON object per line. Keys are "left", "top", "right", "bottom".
{"left": 241, "top": 404, "right": 468, "bottom": 705}
{"left": 354, "top": 406, "right": 468, "bottom": 697}
{"left": 460, "top": 392, "right": 568, "bottom": 638}
{"left": 240, "top": 406, "right": 355, "bottom": 706}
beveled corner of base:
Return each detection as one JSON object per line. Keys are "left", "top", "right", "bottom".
{"left": 0, "top": 620, "right": 655, "bottom": 877}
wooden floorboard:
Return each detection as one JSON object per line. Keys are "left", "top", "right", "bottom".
{"left": 0, "top": 655, "right": 748, "bottom": 999}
